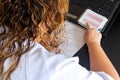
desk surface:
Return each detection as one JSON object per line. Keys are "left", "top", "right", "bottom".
{"left": 102, "top": 13, "right": 120, "bottom": 75}
{"left": 65, "top": 7, "right": 120, "bottom": 75}
{"left": 74, "top": 8, "right": 120, "bottom": 75}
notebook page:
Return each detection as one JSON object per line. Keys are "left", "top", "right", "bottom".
{"left": 63, "top": 21, "right": 85, "bottom": 57}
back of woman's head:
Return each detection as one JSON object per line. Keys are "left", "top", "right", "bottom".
{"left": 0, "top": 0, "right": 68, "bottom": 79}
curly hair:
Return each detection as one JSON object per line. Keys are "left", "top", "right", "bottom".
{"left": 0, "top": 0, "right": 69, "bottom": 80}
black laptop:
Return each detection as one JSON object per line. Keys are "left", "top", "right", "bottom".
{"left": 68, "top": 0, "right": 120, "bottom": 36}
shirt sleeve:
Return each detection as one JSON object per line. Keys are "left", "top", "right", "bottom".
{"left": 96, "top": 72, "right": 115, "bottom": 80}
{"left": 50, "top": 56, "right": 114, "bottom": 80}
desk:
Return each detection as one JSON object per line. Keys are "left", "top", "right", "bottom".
{"left": 102, "top": 12, "right": 120, "bottom": 75}
{"left": 74, "top": 8, "right": 120, "bottom": 74}
{"left": 65, "top": 6, "right": 120, "bottom": 74}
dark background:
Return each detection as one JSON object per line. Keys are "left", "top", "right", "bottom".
{"left": 101, "top": 6, "right": 120, "bottom": 75}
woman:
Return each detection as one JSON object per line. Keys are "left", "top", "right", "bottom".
{"left": 0, "top": 0, "right": 119, "bottom": 80}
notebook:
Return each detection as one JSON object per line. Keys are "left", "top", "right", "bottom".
{"left": 68, "top": 0, "right": 120, "bottom": 36}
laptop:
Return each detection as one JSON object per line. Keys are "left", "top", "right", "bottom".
{"left": 67, "top": 0, "right": 120, "bottom": 36}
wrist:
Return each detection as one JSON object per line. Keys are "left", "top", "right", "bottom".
{"left": 86, "top": 42, "right": 101, "bottom": 47}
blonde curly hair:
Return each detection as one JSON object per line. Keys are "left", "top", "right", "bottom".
{"left": 0, "top": 0, "right": 69, "bottom": 80}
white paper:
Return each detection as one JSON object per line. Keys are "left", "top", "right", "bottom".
{"left": 62, "top": 21, "right": 85, "bottom": 57}
{"left": 78, "top": 9, "right": 108, "bottom": 32}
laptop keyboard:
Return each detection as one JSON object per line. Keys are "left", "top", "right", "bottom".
{"left": 70, "top": 0, "right": 117, "bottom": 18}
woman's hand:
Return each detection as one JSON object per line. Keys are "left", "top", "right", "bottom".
{"left": 84, "top": 24, "right": 120, "bottom": 80}
{"left": 84, "top": 24, "right": 102, "bottom": 46}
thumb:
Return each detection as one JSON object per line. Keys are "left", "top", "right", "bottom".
{"left": 86, "top": 23, "right": 92, "bottom": 29}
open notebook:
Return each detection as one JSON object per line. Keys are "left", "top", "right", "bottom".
{"left": 62, "top": 21, "right": 85, "bottom": 57}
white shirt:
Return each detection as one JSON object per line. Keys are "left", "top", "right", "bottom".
{"left": 4, "top": 42, "right": 114, "bottom": 80}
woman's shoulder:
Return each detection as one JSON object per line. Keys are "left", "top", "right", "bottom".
{"left": 10, "top": 42, "right": 114, "bottom": 80}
